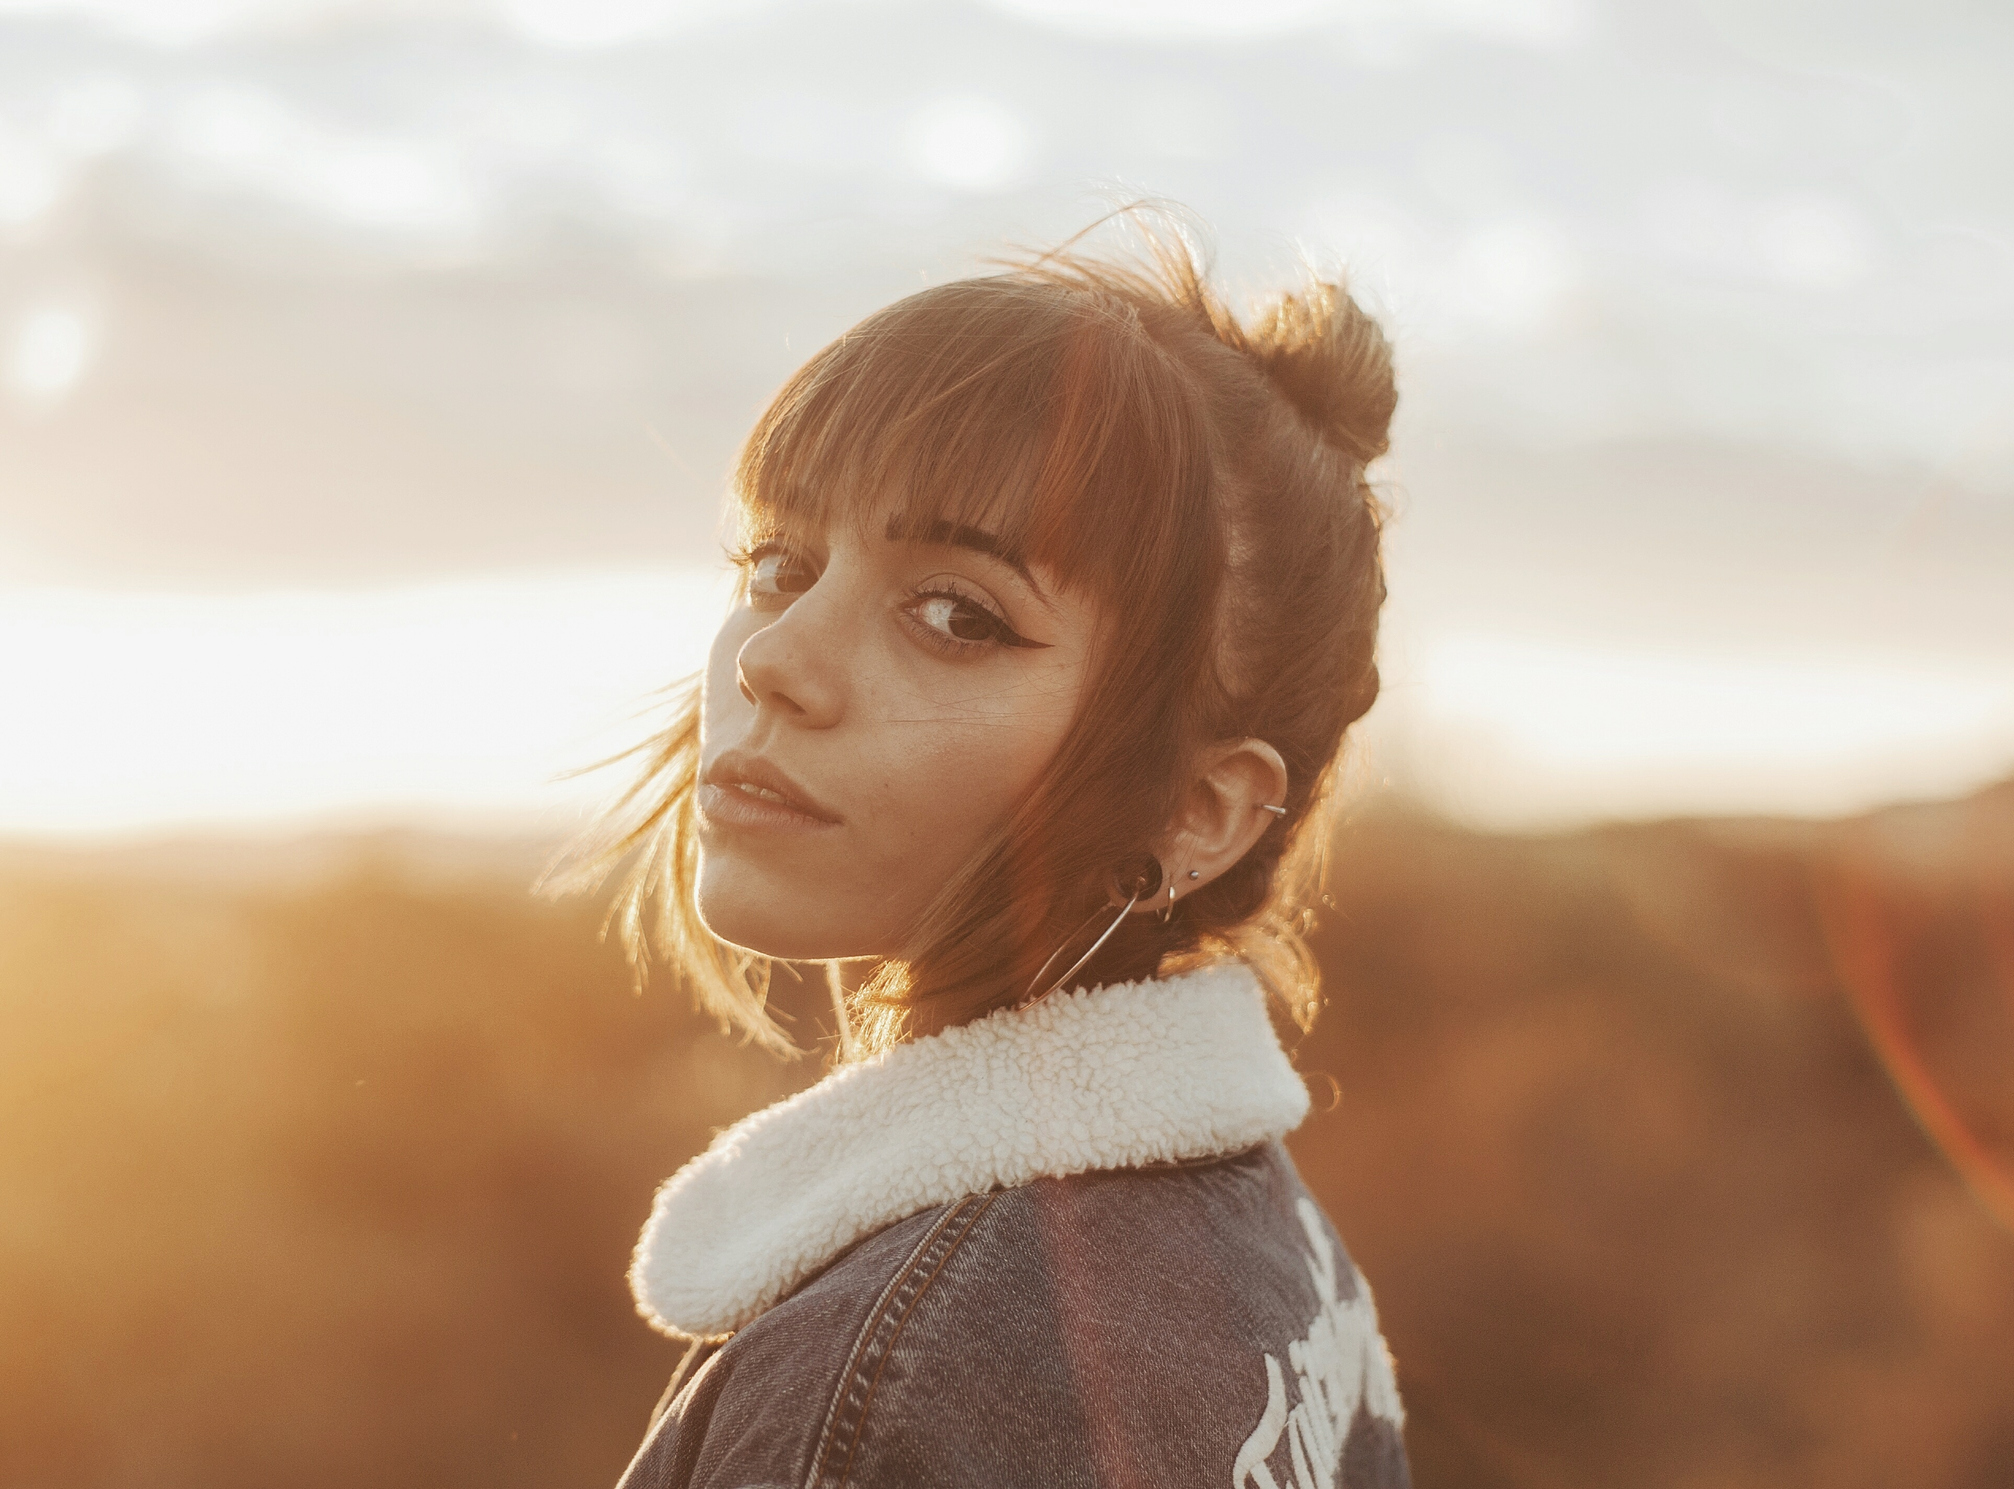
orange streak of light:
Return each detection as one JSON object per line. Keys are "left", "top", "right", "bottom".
{"left": 1816, "top": 857, "right": 2014, "bottom": 1240}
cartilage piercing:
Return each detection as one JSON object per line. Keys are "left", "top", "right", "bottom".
{"left": 1261, "top": 804, "right": 1287, "bottom": 816}
{"left": 1188, "top": 869, "right": 1201, "bottom": 879}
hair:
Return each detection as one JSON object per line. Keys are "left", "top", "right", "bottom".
{"left": 574, "top": 215, "right": 1394, "bottom": 1058}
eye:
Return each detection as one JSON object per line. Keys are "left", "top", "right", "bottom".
{"left": 903, "top": 577, "right": 1049, "bottom": 651}
{"left": 745, "top": 547, "right": 817, "bottom": 603}
{"left": 914, "top": 593, "right": 1009, "bottom": 644}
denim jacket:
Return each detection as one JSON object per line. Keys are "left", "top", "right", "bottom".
{"left": 616, "top": 964, "right": 1410, "bottom": 1489}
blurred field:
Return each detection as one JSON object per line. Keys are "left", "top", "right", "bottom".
{"left": 3, "top": 790, "right": 2011, "bottom": 1489}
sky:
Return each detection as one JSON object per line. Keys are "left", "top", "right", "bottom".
{"left": 2, "top": 0, "right": 2011, "bottom": 836}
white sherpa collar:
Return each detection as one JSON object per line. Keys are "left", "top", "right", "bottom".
{"left": 630, "top": 961, "right": 1311, "bottom": 1340}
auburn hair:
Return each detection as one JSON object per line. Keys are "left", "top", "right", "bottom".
{"left": 585, "top": 219, "right": 1393, "bottom": 1057}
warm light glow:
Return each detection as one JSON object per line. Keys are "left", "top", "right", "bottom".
{"left": 0, "top": 570, "right": 731, "bottom": 837}
{"left": 8, "top": 586, "right": 2013, "bottom": 841}
{"left": 1363, "top": 632, "right": 2014, "bottom": 828}
{"left": 1417, "top": 635, "right": 2008, "bottom": 767}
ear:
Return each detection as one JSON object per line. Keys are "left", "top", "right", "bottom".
{"left": 1132, "top": 738, "right": 1289, "bottom": 914}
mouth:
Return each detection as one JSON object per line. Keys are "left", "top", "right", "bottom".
{"left": 699, "top": 751, "right": 842, "bottom": 832}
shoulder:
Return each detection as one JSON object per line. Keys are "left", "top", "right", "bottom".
{"left": 616, "top": 1198, "right": 968, "bottom": 1489}
{"left": 624, "top": 1146, "right": 1408, "bottom": 1489}
{"left": 897, "top": 1145, "right": 1409, "bottom": 1488}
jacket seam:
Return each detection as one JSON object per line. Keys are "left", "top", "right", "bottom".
{"left": 824, "top": 1194, "right": 996, "bottom": 1489}
{"left": 803, "top": 1193, "right": 997, "bottom": 1489}
{"left": 1126, "top": 1139, "right": 1269, "bottom": 1173}
{"left": 800, "top": 1199, "right": 973, "bottom": 1487}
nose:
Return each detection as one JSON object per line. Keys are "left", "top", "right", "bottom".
{"left": 734, "top": 591, "right": 846, "bottom": 729}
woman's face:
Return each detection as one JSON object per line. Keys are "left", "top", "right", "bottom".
{"left": 695, "top": 499, "right": 1099, "bottom": 960}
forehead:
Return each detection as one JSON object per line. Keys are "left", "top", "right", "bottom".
{"left": 734, "top": 316, "right": 1057, "bottom": 574}
{"left": 732, "top": 273, "right": 1209, "bottom": 610}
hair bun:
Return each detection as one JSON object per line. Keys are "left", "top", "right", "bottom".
{"left": 1243, "top": 282, "right": 1396, "bottom": 466}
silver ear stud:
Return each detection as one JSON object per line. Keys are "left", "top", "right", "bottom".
{"left": 1188, "top": 869, "right": 1201, "bottom": 879}
{"left": 1261, "top": 804, "right": 1287, "bottom": 816}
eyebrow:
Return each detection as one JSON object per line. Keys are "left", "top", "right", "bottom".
{"left": 883, "top": 512, "right": 1046, "bottom": 597}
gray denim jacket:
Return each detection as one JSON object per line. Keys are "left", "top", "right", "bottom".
{"left": 616, "top": 965, "right": 1409, "bottom": 1489}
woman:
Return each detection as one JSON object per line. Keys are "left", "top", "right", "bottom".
{"left": 598, "top": 221, "right": 1408, "bottom": 1488}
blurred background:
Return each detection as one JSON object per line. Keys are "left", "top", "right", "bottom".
{"left": 2, "top": 1, "right": 2010, "bottom": 1485}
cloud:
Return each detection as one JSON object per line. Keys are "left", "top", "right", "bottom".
{"left": 904, "top": 97, "right": 1035, "bottom": 195}
{"left": 5, "top": 302, "right": 98, "bottom": 411}
{"left": 0, "top": 123, "right": 65, "bottom": 226}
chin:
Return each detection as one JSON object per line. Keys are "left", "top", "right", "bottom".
{"left": 696, "top": 891, "right": 828, "bottom": 961}
{"left": 696, "top": 855, "right": 860, "bottom": 961}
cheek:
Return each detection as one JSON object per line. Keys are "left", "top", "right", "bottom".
{"left": 849, "top": 665, "right": 1074, "bottom": 871}
{"left": 692, "top": 605, "right": 1085, "bottom": 961}
{"left": 701, "top": 612, "right": 755, "bottom": 745}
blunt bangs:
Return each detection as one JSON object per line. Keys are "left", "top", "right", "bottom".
{"left": 732, "top": 276, "right": 1213, "bottom": 605}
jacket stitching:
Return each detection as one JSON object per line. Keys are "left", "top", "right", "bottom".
{"left": 827, "top": 1194, "right": 995, "bottom": 1489}
{"left": 801, "top": 1199, "right": 973, "bottom": 1487}
{"left": 805, "top": 1193, "right": 996, "bottom": 1489}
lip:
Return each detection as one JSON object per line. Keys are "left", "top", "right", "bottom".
{"left": 699, "top": 750, "right": 843, "bottom": 833}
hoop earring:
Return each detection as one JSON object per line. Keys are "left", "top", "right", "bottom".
{"left": 1022, "top": 852, "right": 1163, "bottom": 1008}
